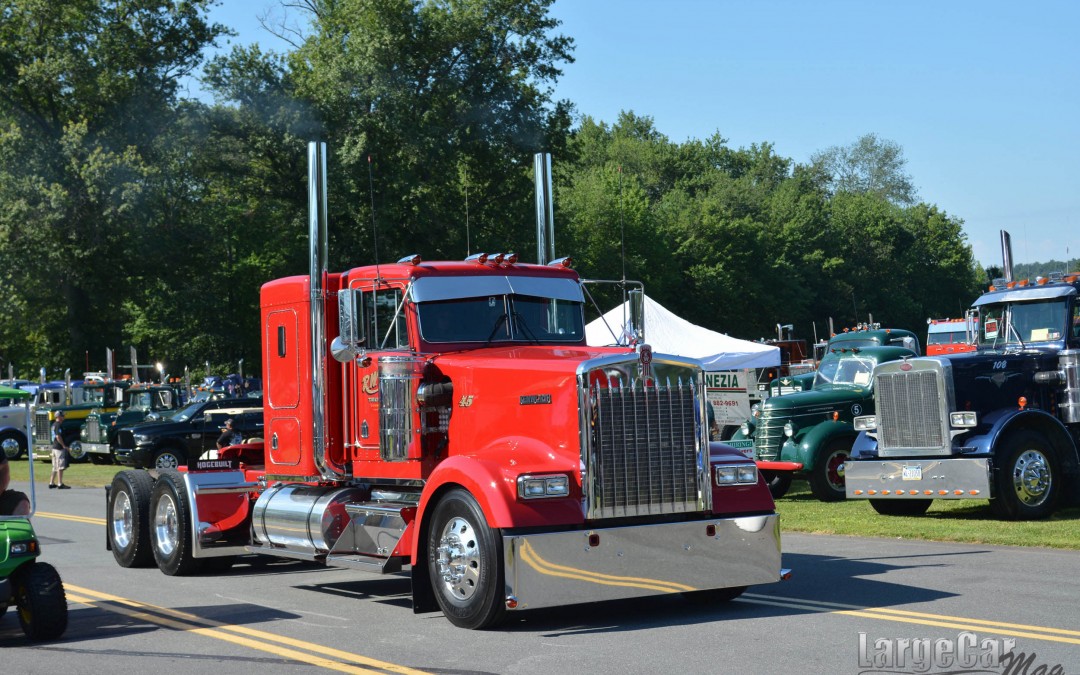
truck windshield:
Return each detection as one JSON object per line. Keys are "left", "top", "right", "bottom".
{"left": 126, "top": 391, "right": 154, "bottom": 411}
{"left": 979, "top": 299, "right": 1067, "bottom": 348}
{"left": 813, "top": 355, "right": 875, "bottom": 388}
{"left": 170, "top": 402, "right": 204, "bottom": 422}
{"left": 418, "top": 295, "right": 584, "bottom": 343}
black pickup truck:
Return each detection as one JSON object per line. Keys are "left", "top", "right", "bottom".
{"left": 115, "top": 398, "right": 263, "bottom": 469}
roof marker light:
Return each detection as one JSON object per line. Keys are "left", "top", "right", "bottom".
{"left": 547, "top": 256, "right": 574, "bottom": 268}
{"left": 397, "top": 254, "right": 422, "bottom": 265}
{"left": 465, "top": 252, "right": 488, "bottom": 264}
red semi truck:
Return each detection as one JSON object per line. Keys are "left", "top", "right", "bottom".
{"left": 105, "top": 143, "right": 786, "bottom": 629}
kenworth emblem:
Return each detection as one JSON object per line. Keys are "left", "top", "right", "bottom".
{"left": 639, "top": 343, "right": 653, "bottom": 380}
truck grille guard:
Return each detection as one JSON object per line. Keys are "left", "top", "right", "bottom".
{"left": 579, "top": 357, "right": 709, "bottom": 520}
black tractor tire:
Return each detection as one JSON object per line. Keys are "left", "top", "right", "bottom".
{"left": 427, "top": 489, "right": 506, "bottom": 629}
{"left": 13, "top": 561, "right": 68, "bottom": 641}
{"left": 990, "top": 430, "right": 1059, "bottom": 520}
{"left": 762, "top": 470, "right": 793, "bottom": 500}
{"left": 869, "top": 499, "right": 933, "bottom": 516}
{"left": 808, "top": 439, "right": 850, "bottom": 502}
{"left": 149, "top": 470, "right": 202, "bottom": 576}
{"left": 1, "top": 430, "right": 27, "bottom": 461}
{"left": 152, "top": 445, "right": 186, "bottom": 470}
{"left": 108, "top": 470, "right": 156, "bottom": 568}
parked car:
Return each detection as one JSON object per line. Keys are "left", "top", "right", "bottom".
{"left": 115, "top": 398, "right": 263, "bottom": 469}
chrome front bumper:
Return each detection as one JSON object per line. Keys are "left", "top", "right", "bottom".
{"left": 845, "top": 457, "right": 992, "bottom": 499}
{"left": 503, "top": 513, "right": 781, "bottom": 610}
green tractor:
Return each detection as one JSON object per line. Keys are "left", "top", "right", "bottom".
{"left": 0, "top": 385, "right": 68, "bottom": 641}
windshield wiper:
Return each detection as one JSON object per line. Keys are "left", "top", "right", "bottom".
{"left": 484, "top": 314, "right": 509, "bottom": 346}
{"left": 510, "top": 312, "right": 542, "bottom": 345}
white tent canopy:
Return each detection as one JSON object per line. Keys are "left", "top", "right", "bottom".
{"left": 586, "top": 294, "right": 780, "bottom": 370}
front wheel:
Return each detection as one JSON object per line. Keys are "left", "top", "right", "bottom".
{"left": 427, "top": 489, "right": 506, "bottom": 629}
{"left": 990, "top": 430, "right": 1059, "bottom": 520}
{"left": 150, "top": 470, "right": 202, "bottom": 575}
{"left": 869, "top": 499, "right": 933, "bottom": 516}
{"left": 13, "top": 562, "right": 68, "bottom": 641}
{"left": 1, "top": 431, "right": 26, "bottom": 460}
{"left": 66, "top": 440, "right": 89, "bottom": 463}
{"left": 153, "top": 447, "right": 185, "bottom": 470}
{"left": 761, "top": 470, "right": 793, "bottom": 500}
{"left": 109, "top": 470, "right": 156, "bottom": 567}
{"left": 807, "top": 440, "right": 850, "bottom": 502}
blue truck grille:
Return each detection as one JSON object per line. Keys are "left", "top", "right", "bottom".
{"left": 586, "top": 379, "right": 703, "bottom": 518}
{"left": 876, "top": 370, "right": 946, "bottom": 450}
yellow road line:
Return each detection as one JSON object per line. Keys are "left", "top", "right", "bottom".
{"left": 35, "top": 511, "right": 104, "bottom": 525}
{"left": 65, "top": 584, "right": 430, "bottom": 675}
{"left": 742, "top": 593, "right": 1080, "bottom": 645}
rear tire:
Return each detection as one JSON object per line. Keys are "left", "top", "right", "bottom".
{"left": 427, "top": 489, "right": 505, "bottom": 629}
{"left": 13, "top": 562, "right": 68, "bottom": 641}
{"left": 869, "top": 499, "right": 933, "bottom": 516}
{"left": 808, "top": 440, "right": 849, "bottom": 502}
{"left": 150, "top": 470, "right": 202, "bottom": 575}
{"left": 990, "top": 430, "right": 1059, "bottom": 520}
{"left": 108, "top": 470, "right": 156, "bottom": 568}
{"left": 761, "top": 470, "right": 793, "bottom": 499}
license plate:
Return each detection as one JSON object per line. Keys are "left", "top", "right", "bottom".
{"left": 725, "top": 439, "right": 755, "bottom": 458}
{"left": 901, "top": 465, "right": 922, "bottom": 481}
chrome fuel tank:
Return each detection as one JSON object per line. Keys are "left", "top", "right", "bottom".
{"left": 252, "top": 484, "right": 368, "bottom": 553}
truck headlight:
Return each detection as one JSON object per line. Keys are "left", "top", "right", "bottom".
{"left": 133, "top": 433, "right": 150, "bottom": 444}
{"left": 517, "top": 474, "right": 570, "bottom": 499}
{"left": 853, "top": 415, "right": 877, "bottom": 431}
{"left": 740, "top": 421, "right": 752, "bottom": 436}
{"left": 783, "top": 421, "right": 797, "bottom": 438}
{"left": 950, "top": 411, "right": 978, "bottom": 428}
{"left": 715, "top": 463, "right": 758, "bottom": 486}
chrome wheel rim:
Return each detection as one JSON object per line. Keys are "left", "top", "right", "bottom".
{"left": 434, "top": 516, "right": 481, "bottom": 602}
{"left": 68, "top": 441, "right": 84, "bottom": 459}
{"left": 154, "top": 492, "right": 179, "bottom": 557}
{"left": 2, "top": 437, "right": 20, "bottom": 459}
{"left": 1012, "top": 449, "right": 1051, "bottom": 506}
{"left": 155, "top": 453, "right": 179, "bottom": 470}
{"left": 825, "top": 450, "right": 848, "bottom": 490}
{"left": 111, "top": 490, "right": 134, "bottom": 551}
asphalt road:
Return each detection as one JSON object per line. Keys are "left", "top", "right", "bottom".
{"left": 3, "top": 481, "right": 1078, "bottom": 675}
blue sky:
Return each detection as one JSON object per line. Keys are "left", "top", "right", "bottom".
{"left": 204, "top": 0, "right": 1079, "bottom": 268}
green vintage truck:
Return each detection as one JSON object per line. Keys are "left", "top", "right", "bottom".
{"left": 767, "top": 325, "right": 920, "bottom": 397}
{"left": 80, "top": 382, "right": 185, "bottom": 465}
{"left": 730, "top": 341, "right": 918, "bottom": 501}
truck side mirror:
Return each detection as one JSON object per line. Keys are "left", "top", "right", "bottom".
{"left": 331, "top": 288, "right": 367, "bottom": 362}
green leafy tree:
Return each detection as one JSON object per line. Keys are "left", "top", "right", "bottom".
{"left": 0, "top": 0, "right": 226, "bottom": 374}
{"left": 811, "top": 133, "right": 917, "bottom": 206}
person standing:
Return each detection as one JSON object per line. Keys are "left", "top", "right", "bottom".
{"left": 49, "top": 410, "right": 70, "bottom": 489}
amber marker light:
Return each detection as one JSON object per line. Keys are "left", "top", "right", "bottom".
{"left": 1018, "top": 397, "right": 1027, "bottom": 410}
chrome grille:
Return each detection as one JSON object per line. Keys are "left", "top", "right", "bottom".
{"left": 34, "top": 411, "right": 51, "bottom": 444}
{"left": 876, "top": 370, "right": 946, "bottom": 450}
{"left": 586, "top": 378, "right": 703, "bottom": 519}
{"left": 85, "top": 417, "right": 102, "bottom": 443}
{"left": 753, "top": 412, "right": 786, "bottom": 460}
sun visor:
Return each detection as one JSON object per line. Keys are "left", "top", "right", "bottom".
{"left": 410, "top": 276, "right": 583, "bottom": 303}
{"left": 972, "top": 286, "right": 1076, "bottom": 306}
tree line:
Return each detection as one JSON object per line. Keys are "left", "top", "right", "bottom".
{"left": 0, "top": 0, "right": 985, "bottom": 379}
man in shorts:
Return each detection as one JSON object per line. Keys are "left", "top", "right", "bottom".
{"left": 49, "top": 410, "right": 70, "bottom": 489}
{"left": 0, "top": 448, "right": 31, "bottom": 515}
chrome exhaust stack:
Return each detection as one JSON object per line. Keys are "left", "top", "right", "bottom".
{"left": 309, "top": 141, "right": 347, "bottom": 481}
